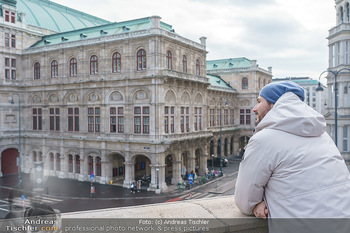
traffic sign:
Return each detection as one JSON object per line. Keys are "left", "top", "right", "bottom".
{"left": 90, "top": 175, "right": 95, "bottom": 180}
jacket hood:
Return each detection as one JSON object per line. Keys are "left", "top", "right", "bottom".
{"left": 255, "top": 92, "right": 326, "bottom": 137}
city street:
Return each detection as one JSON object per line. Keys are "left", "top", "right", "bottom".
{"left": 0, "top": 156, "right": 242, "bottom": 219}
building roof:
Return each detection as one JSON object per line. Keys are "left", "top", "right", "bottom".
{"left": 207, "top": 74, "right": 233, "bottom": 89}
{"left": 207, "top": 57, "right": 252, "bottom": 71}
{"left": 2, "top": 0, "right": 110, "bottom": 32}
{"left": 273, "top": 77, "right": 319, "bottom": 85}
{"left": 30, "top": 16, "right": 174, "bottom": 48}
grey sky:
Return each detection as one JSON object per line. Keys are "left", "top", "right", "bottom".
{"left": 53, "top": 0, "right": 335, "bottom": 79}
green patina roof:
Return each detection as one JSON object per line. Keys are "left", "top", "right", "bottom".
{"left": 207, "top": 74, "right": 233, "bottom": 89}
{"left": 31, "top": 17, "right": 174, "bottom": 48}
{"left": 207, "top": 57, "right": 252, "bottom": 71}
{"left": 1, "top": 0, "right": 110, "bottom": 32}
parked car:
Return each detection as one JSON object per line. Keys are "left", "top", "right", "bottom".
{"left": 207, "top": 158, "right": 228, "bottom": 167}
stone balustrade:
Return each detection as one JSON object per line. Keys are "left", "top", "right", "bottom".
{"left": 62, "top": 195, "right": 268, "bottom": 233}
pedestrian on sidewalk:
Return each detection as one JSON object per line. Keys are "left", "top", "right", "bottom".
{"left": 136, "top": 180, "right": 141, "bottom": 192}
{"left": 234, "top": 81, "right": 350, "bottom": 232}
{"left": 130, "top": 180, "right": 136, "bottom": 194}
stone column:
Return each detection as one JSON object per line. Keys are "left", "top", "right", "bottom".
{"left": 78, "top": 157, "right": 86, "bottom": 181}
{"left": 123, "top": 162, "right": 134, "bottom": 188}
{"left": 199, "top": 153, "right": 208, "bottom": 175}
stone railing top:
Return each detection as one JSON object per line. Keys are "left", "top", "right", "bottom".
{"left": 62, "top": 195, "right": 268, "bottom": 233}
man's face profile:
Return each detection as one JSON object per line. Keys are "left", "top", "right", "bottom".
{"left": 252, "top": 96, "right": 273, "bottom": 126}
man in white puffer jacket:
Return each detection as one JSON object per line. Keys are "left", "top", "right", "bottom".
{"left": 234, "top": 81, "right": 350, "bottom": 232}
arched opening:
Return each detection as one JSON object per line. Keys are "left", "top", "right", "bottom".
{"left": 165, "top": 154, "right": 173, "bottom": 185}
{"left": 111, "top": 154, "right": 125, "bottom": 185}
{"left": 1, "top": 148, "right": 19, "bottom": 175}
{"left": 134, "top": 155, "right": 151, "bottom": 189}
{"left": 209, "top": 140, "right": 214, "bottom": 157}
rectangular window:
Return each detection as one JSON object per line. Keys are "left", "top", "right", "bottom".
{"left": 4, "top": 57, "right": 16, "bottom": 80}
{"left": 230, "top": 109, "right": 234, "bottom": 125}
{"left": 88, "top": 107, "right": 100, "bottom": 132}
{"left": 49, "top": 108, "right": 60, "bottom": 131}
{"left": 5, "top": 33, "right": 9, "bottom": 47}
{"left": 210, "top": 109, "right": 215, "bottom": 127}
{"left": 5, "top": 10, "right": 9, "bottom": 22}
{"left": 110, "top": 107, "right": 124, "bottom": 133}
{"left": 240, "top": 109, "right": 251, "bottom": 125}
{"left": 224, "top": 109, "right": 229, "bottom": 125}
{"left": 217, "top": 109, "right": 221, "bottom": 126}
{"left": 194, "top": 107, "right": 202, "bottom": 131}
{"left": 164, "top": 106, "right": 175, "bottom": 133}
{"left": 180, "top": 107, "right": 189, "bottom": 132}
{"left": 134, "top": 106, "right": 150, "bottom": 134}
{"left": 33, "top": 108, "right": 42, "bottom": 130}
{"left": 11, "top": 34, "right": 15, "bottom": 48}
{"left": 68, "top": 107, "right": 79, "bottom": 131}
{"left": 11, "top": 12, "right": 15, "bottom": 23}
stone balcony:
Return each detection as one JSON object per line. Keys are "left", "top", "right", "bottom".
{"left": 62, "top": 195, "right": 268, "bottom": 233}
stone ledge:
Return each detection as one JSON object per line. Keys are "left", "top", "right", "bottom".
{"left": 62, "top": 195, "right": 268, "bottom": 233}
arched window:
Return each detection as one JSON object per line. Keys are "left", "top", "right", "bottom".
{"left": 196, "top": 59, "right": 200, "bottom": 76}
{"left": 51, "top": 60, "right": 58, "bottom": 78}
{"left": 75, "top": 155, "right": 80, "bottom": 174}
{"left": 34, "top": 62, "right": 40, "bottom": 79}
{"left": 112, "top": 52, "right": 121, "bottom": 73}
{"left": 33, "top": 152, "right": 37, "bottom": 162}
{"left": 137, "top": 49, "right": 146, "bottom": 70}
{"left": 96, "top": 156, "right": 101, "bottom": 176}
{"left": 70, "top": 58, "right": 77, "bottom": 77}
{"left": 90, "top": 55, "right": 98, "bottom": 75}
{"left": 182, "top": 55, "right": 187, "bottom": 73}
{"left": 166, "top": 51, "right": 172, "bottom": 70}
{"left": 347, "top": 3, "right": 350, "bottom": 22}
{"left": 242, "top": 77, "right": 248, "bottom": 89}
{"left": 68, "top": 154, "right": 73, "bottom": 173}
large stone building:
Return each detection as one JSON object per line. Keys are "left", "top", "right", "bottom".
{"left": 326, "top": 0, "right": 350, "bottom": 159}
{"left": 0, "top": 0, "right": 272, "bottom": 192}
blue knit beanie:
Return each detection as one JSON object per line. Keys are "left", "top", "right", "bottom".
{"left": 260, "top": 81, "right": 305, "bottom": 104}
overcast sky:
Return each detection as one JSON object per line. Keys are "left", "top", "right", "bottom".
{"left": 53, "top": 0, "right": 335, "bottom": 80}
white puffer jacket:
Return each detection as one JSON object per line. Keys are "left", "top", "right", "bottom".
{"left": 234, "top": 92, "right": 350, "bottom": 218}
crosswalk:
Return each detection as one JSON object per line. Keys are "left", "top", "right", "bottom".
{"left": 30, "top": 196, "right": 63, "bottom": 205}
{"left": 176, "top": 191, "right": 219, "bottom": 201}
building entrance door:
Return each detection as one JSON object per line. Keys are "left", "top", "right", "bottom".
{"left": 1, "top": 148, "right": 19, "bottom": 175}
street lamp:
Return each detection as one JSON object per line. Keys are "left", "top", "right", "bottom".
{"left": 318, "top": 68, "right": 350, "bottom": 146}
{"left": 156, "top": 167, "right": 159, "bottom": 191}
{"left": 219, "top": 98, "right": 228, "bottom": 175}
{"left": 10, "top": 94, "right": 21, "bottom": 189}
{"left": 211, "top": 154, "right": 214, "bottom": 173}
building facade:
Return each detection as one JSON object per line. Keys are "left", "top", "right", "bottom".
{"left": 0, "top": 0, "right": 272, "bottom": 192}
{"left": 326, "top": 0, "right": 350, "bottom": 159}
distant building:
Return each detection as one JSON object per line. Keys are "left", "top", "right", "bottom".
{"left": 0, "top": 0, "right": 272, "bottom": 192}
{"left": 326, "top": 0, "right": 350, "bottom": 159}
{"left": 273, "top": 77, "right": 327, "bottom": 114}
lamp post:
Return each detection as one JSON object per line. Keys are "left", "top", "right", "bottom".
{"left": 219, "top": 98, "right": 228, "bottom": 175}
{"left": 211, "top": 154, "right": 214, "bottom": 173}
{"left": 318, "top": 68, "right": 350, "bottom": 147}
{"left": 10, "top": 94, "right": 21, "bottom": 189}
{"left": 155, "top": 167, "right": 160, "bottom": 194}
